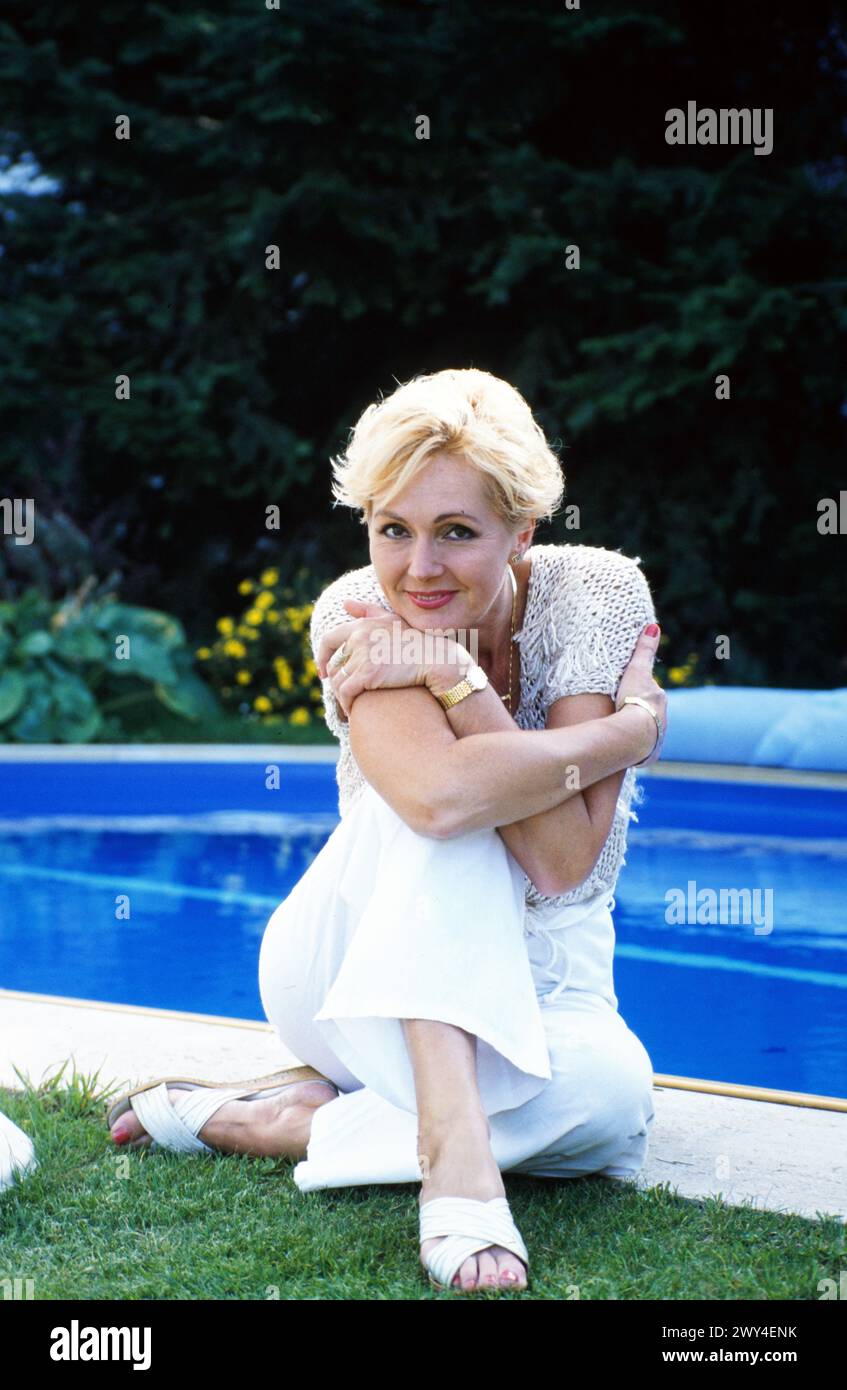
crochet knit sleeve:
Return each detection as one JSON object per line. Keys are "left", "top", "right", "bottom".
{"left": 309, "top": 574, "right": 357, "bottom": 742}
{"left": 538, "top": 546, "right": 658, "bottom": 713}
{"left": 309, "top": 566, "right": 393, "bottom": 743}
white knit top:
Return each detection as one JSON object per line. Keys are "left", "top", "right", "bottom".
{"left": 309, "top": 542, "right": 657, "bottom": 910}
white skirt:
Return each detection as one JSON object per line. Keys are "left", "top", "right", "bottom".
{"left": 258, "top": 783, "right": 655, "bottom": 1192}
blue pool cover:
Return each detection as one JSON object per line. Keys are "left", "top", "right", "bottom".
{"left": 661, "top": 686, "right": 847, "bottom": 771}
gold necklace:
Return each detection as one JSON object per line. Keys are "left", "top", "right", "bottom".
{"left": 500, "top": 561, "right": 518, "bottom": 708}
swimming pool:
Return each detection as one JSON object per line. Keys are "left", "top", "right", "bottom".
{"left": 0, "top": 752, "right": 844, "bottom": 1098}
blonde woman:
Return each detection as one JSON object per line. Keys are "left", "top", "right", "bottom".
{"left": 108, "top": 368, "right": 666, "bottom": 1296}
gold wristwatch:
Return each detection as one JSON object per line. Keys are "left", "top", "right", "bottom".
{"left": 433, "top": 662, "right": 489, "bottom": 710}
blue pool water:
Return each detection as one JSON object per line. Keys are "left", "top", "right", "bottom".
{"left": 0, "top": 815, "right": 335, "bottom": 1021}
{"left": 0, "top": 761, "right": 845, "bottom": 1098}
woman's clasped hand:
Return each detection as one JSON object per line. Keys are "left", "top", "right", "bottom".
{"left": 613, "top": 623, "right": 668, "bottom": 767}
{"left": 317, "top": 597, "right": 466, "bottom": 720}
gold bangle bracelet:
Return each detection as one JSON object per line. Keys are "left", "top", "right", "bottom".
{"left": 617, "top": 695, "right": 663, "bottom": 765}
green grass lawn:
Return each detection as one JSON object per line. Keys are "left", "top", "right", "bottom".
{"left": 1, "top": 1066, "right": 844, "bottom": 1301}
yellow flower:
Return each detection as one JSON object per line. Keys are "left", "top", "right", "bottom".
{"left": 195, "top": 647, "right": 211, "bottom": 660}
{"left": 668, "top": 665, "right": 692, "bottom": 685}
{"left": 266, "top": 609, "right": 279, "bottom": 622}
{"left": 287, "top": 605, "right": 314, "bottom": 634}
{"left": 316, "top": 704, "right": 325, "bottom": 719}
{"left": 216, "top": 617, "right": 235, "bottom": 636}
{"left": 273, "top": 656, "right": 294, "bottom": 691}
{"left": 255, "top": 590, "right": 274, "bottom": 610}
{"left": 289, "top": 706, "right": 311, "bottom": 726}
{"left": 235, "top": 670, "right": 252, "bottom": 685}
{"left": 309, "top": 686, "right": 322, "bottom": 701}
{"left": 244, "top": 608, "right": 264, "bottom": 626}
{"left": 260, "top": 567, "right": 279, "bottom": 587}
{"left": 237, "top": 625, "right": 259, "bottom": 641}
{"left": 262, "top": 713, "right": 283, "bottom": 725}
{"left": 223, "top": 639, "right": 247, "bottom": 659}
{"left": 302, "top": 656, "right": 318, "bottom": 680}
{"left": 237, "top": 580, "right": 254, "bottom": 595}
{"left": 253, "top": 695, "right": 272, "bottom": 712}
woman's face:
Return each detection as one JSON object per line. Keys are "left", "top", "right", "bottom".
{"left": 367, "top": 453, "right": 531, "bottom": 634}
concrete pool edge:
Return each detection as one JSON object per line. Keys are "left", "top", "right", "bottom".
{"left": 1, "top": 989, "right": 845, "bottom": 1226}
{"left": 0, "top": 987, "right": 277, "bottom": 1031}
{"left": 641, "top": 761, "right": 847, "bottom": 790}
{"left": 0, "top": 743, "right": 845, "bottom": 789}
{"left": 0, "top": 743, "right": 340, "bottom": 763}
{"left": 1, "top": 987, "right": 842, "bottom": 1111}
{"left": 3, "top": 987, "right": 844, "bottom": 1111}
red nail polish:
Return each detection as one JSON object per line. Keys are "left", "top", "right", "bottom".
{"left": 645, "top": 623, "right": 659, "bottom": 637}
{"left": 112, "top": 1128, "right": 128, "bottom": 1145}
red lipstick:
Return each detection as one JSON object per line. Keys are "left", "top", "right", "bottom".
{"left": 405, "top": 591, "right": 456, "bottom": 610}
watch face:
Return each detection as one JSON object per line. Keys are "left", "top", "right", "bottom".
{"left": 465, "top": 663, "right": 488, "bottom": 691}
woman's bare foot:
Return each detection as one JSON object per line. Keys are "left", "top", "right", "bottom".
{"left": 109, "top": 1080, "right": 338, "bottom": 1159}
{"left": 418, "top": 1114, "right": 528, "bottom": 1292}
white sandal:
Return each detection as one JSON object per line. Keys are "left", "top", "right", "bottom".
{"left": 0, "top": 1109, "right": 38, "bottom": 1193}
{"left": 105, "top": 1064, "right": 337, "bottom": 1154}
{"left": 419, "top": 1195, "right": 530, "bottom": 1292}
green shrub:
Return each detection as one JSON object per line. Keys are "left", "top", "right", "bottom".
{"left": 0, "top": 581, "right": 221, "bottom": 742}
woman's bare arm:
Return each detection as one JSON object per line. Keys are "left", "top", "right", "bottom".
{"left": 445, "top": 686, "right": 624, "bottom": 896}
{"left": 517, "top": 694, "right": 626, "bottom": 895}
{"left": 432, "top": 698, "right": 655, "bottom": 841}
{"left": 347, "top": 681, "right": 654, "bottom": 842}
{"left": 387, "top": 662, "right": 621, "bottom": 894}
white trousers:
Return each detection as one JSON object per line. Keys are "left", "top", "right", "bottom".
{"left": 258, "top": 784, "right": 656, "bottom": 1193}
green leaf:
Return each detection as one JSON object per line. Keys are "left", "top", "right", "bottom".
{"left": 154, "top": 672, "right": 220, "bottom": 721}
{"left": 53, "top": 624, "right": 109, "bottom": 664}
{"left": 105, "top": 633, "right": 178, "bottom": 683}
{"left": 58, "top": 703, "right": 103, "bottom": 744}
{"left": 0, "top": 670, "right": 27, "bottom": 724}
{"left": 93, "top": 603, "right": 186, "bottom": 650}
{"left": 17, "top": 629, "right": 53, "bottom": 657}
{"left": 8, "top": 676, "right": 56, "bottom": 741}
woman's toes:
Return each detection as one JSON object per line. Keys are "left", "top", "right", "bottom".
{"left": 110, "top": 1110, "right": 144, "bottom": 1145}
{"left": 420, "top": 1238, "right": 526, "bottom": 1292}
{"left": 496, "top": 1250, "right": 527, "bottom": 1288}
{"left": 475, "top": 1249, "right": 501, "bottom": 1289}
{"left": 457, "top": 1254, "right": 481, "bottom": 1290}
{"left": 110, "top": 1087, "right": 190, "bottom": 1146}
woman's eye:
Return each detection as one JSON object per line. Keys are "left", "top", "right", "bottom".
{"left": 378, "top": 524, "right": 475, "bottom": 540}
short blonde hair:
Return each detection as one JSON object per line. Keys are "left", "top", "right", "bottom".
{"left": 329, "top": 368, "right": 565, "bottom": 527}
